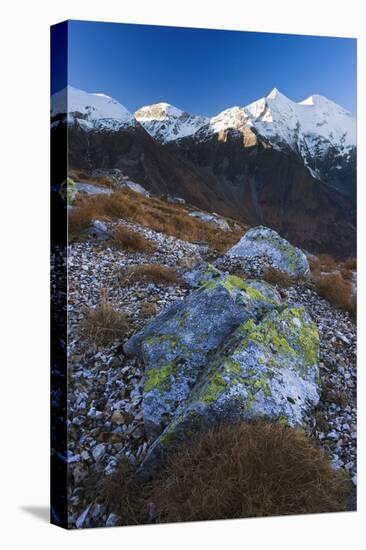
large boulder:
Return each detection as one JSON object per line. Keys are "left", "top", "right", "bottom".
{"left": 124, "top": 274, "right": 281, "bottom": 438}
{"left": 228, "top": 226, "right": 310, "bottom": 279}
{"left": 139, "top": 304, "right": 320, "bottom": 478}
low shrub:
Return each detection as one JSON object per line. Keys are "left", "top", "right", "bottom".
{"left": 111, "top": 226, "right": 154, "bottom": 253}
{"left": 122, "top": 264, "right": 180, "bottom": 285}
{"left": 80, "top": 289, "right": 129, "bottom": 346}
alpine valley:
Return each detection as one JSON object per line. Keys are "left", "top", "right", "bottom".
{"left": 51, "top": 85, "right": 356, "bottom": 258}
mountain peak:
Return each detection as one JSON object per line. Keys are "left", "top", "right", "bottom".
{"left": 51, "top": 86, "right": 135, "bottom": 129}
{"left": 135, "top": 103, "right": 185, "bottom": 121}
{"left": 135, "top": 103, "right": 209, "bottom": 143}
{"left": 267, "top": 88, "right": 289, "bottom": 101}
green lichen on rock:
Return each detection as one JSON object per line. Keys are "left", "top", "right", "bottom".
{"left": 239, "top": 317, "right": 294, "bottom": 356}
{"left": 200, "top": 274, "right": 272, "bottom": 303}
{"left": 60, "top": 177, "right": 76, "bottom": 205}
{"left": 144, "top": 361, "right": 176, "bottom": 393}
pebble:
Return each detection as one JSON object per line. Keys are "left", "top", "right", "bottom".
{"left": 92, "top": 443, "right": 106, "bottom": 462}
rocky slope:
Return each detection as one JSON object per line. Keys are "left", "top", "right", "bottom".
{"left": 61, "top": 209, "right": 356, "bottom": 528}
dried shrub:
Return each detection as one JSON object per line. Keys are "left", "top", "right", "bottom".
{"left": 122, "top": 264, "right": 180, "bottom": 285}
{"left": 80, "top": 289, "right": 129, "bottom": 346}
{"left": 151, "top": 422, "right": 350, "bottom": 522}
{"left": 262, "top": 267, "right": 295, "bottom": 288}
{"left": 308, "top": 254, "right": 356, "bottom": 317}
{"left": 111, "top": 226, "right": 154, "bottom": 253}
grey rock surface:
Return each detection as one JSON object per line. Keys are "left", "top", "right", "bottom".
{"left": 228, "top": 226, "right": 310, "bottom": 279}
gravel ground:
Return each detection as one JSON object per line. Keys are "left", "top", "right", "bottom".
{"left": 62, "top": 220, "right": 356, "bottom": 528}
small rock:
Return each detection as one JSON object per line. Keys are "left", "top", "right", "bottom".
{"left": 106, "top": 512, "right": 120, "bottom": 527}
{"left": 92, "top": 443, "right": 106, "bottom": 462}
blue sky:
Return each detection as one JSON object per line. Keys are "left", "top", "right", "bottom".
{"left": 56, "top": 20, "right": 356, "bottom": 116}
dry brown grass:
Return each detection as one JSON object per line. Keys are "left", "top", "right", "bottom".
{"left": 111, "top": 225, "right": 155, "bottom": 253}
{"left": 68, "top": 207, "right": 94, "bottom": 240}
{"left": 150, "top": 421, "right": 350, "bottom": 522}
{"left": 80, "top": 289, "right": 129, "bottom": 346}
{"left": 262, "top": 267, "right": 295, "bottom": 288}
{"left": 140, "top": 301, "right": 158, "bottom": 319}
{"left": 308, "top": 254, "right": 356, "bottom": 317}
{"left": 99, "top": 421, "right": 350, "bottom": 525}
{"left": 321, "top": 382, "right": 349, "bottom": 408}
{"left": 68, "top": 188, "right": 244, "bottom": 253}
{"left": 68, "top": 170, "right": 114, "bottom": 189}
{"left": 121, "top": 264, "right": 181, "bottom": 285}
{"left": 98, "top": 457, "right": 145, "bottom": 526}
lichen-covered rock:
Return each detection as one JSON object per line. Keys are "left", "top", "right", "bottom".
{"left": 182, "top": 262, "right": 225, "bottom": 288}
{"left": 139, "top": 305, "right": 320, "bottom": 478}
{"left": 191, "top": 305, "right": 320, "bottom": 423}
{"left": 228, "top": 226, "right": 310, "bottom": 279}
{"left": 124, "top": 274, "right": 281, "bottom": 438}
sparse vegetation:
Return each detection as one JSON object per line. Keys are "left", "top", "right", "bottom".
{"left": 99, "top": 421, "right": 350, "bottom": 525}
{"left": 80, "top": 289, "right": 129, "bottom": 346}
{"left": 321, "top": 382, "right": 349, "bottom": 407}
{"left": 262, "top": 267, "right": 295, "bottom": 288}
{"left": 111, "top": 225, "right": 155, "bottom": 253}
{"left": 68, "top": 188, "right": 245, "bottom": 252}
{"left": 308, "top": 254, "right": 356, "bottom": 317}
{"left": 140, "top": 301, "right": 158, "bottom": 319}
{"left": 121, "top": 264, "right": 181, "bottom": 285}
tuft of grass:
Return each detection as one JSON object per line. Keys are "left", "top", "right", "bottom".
{"left": 308, "top": 254, "right": 356, "bottom": 317}
{"left": 140, "top": 301, "right": 158, "bottom": 319}
{"left": 321, "top": 383, "right": 349, "bottom": 408}
{"left": 68, "top": 207, "right": 94, "bottom": 241}
{"left": 111, "top": 226, "right": 155, "bottom": 253}
{"left": 98, "top": 457, "right": 145, "bottom": 526}
{"left": 80, "top": 289, "right": 129, "bottom": 346}
{"left": 121, "top": 264, "right": 181, "bottom": 285}
{"left": 100, "top": 421, "right": 351, "bottom": 525}
{"left": 262, "top": 267, "right": 295, "bottom": 288}
{"left": 151, "top": 421, "right": 351, "bottom": 522}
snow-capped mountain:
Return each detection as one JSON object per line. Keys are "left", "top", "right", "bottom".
{"left": 51, "top": 85, "right": 356, "bottom": 257}
{"left": 242, "top": 88, "right": 356, "bottom": 177}
{"left": 136, "top": 88, "right": 356, "bottom": 186}
{"left": 51, "top": 86, "right": 136, "bottom": 131}
{"left": 134, "top": 103, "right": 209, "bottom": 143}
